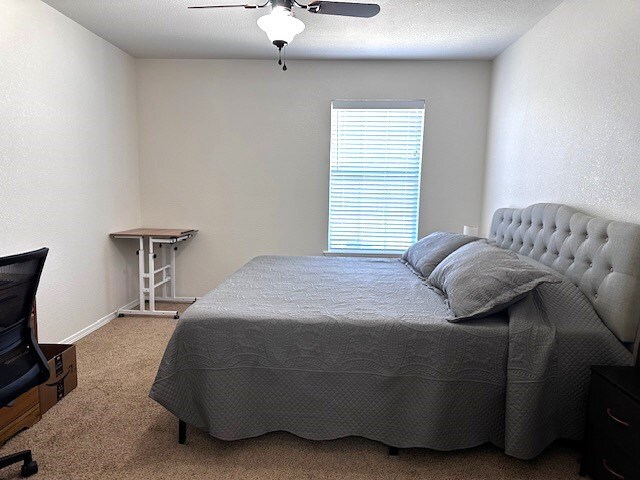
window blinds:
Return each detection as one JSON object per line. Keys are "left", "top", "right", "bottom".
{"left": 328, "top": 100, "right": 425, "bottom": 254}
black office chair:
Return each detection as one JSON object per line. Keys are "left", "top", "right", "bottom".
{"left": 0, "top": 248, "right": 50, "bottom": 477}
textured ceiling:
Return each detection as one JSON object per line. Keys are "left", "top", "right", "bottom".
{"left": 41, "top": 0, "right": 564, "bottom": 60}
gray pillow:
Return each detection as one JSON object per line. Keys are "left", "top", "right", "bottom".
{"left": 402, "top": 232, "right": 481, "bottom": 278}
{"left": 428, "top": 242, "right": 560, "bottom": 322}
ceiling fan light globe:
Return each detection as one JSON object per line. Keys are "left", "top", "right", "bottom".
{"left": 257, "top": 7, "right": 305, "bottom": 44}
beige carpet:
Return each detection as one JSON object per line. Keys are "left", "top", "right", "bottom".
{"left": 1, "top": 303, "right": 583, "bottom": 480}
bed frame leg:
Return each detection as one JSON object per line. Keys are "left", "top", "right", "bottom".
{"left": 178, "top": 419, "right": 186, "bottom": 445}
{"left": 388, "top": 445, "right": 399, "bottom": 456}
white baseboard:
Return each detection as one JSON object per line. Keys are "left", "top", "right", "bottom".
{"left": 59, "top": 298, "right": 139, "bottom": 344}
{"left": 59, "top": 296, "right": 202, "bottom": 345}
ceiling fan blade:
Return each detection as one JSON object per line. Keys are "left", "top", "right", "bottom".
{"left": 188, "top": 4, "right": 259, "bottom": 9}
{"left": 306, "top": 1, "right": 380, "bottom": 18}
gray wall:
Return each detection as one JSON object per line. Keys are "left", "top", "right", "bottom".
{"left": 136, "top": 59, "right": 492, "bottom": 295}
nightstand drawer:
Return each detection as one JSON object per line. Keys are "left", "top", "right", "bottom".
{"left": 587, "top": 439, "right": 639, "bottom": 480}
{"left": 589, "top": 374, "right": 640, "bottom": 455}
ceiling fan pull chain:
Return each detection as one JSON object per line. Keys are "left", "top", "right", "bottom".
{"left": 283, "top": 45, "right": 288, "bottom": 71}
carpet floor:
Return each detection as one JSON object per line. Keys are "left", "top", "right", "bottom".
{"left": 1, "top": 303, "right": 584, "bottom": 479}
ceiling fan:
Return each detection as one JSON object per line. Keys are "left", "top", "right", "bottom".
{"left": 189, "top": 0, "right": 381, "bottom": 70}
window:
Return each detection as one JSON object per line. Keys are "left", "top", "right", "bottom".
{"left": 327, "top": 100, "right": 425, "bottom": 254}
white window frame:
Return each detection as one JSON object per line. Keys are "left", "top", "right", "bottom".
{"left": 326, "top": 99, "right": 426, "bottom": 256}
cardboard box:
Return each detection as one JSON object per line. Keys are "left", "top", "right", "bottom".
{"left": 38, "top": 344, "right": 77, "bottom": 415}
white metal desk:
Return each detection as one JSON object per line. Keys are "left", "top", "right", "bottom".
{"left": 111, "top": 228, "right": 198, "bottom": 319}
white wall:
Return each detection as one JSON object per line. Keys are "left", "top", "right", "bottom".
{"left": 10, "top": 0, "right": 636, "bottom": 340}
{"left": 136, "top": 59, "right": 492, "bottom": 295}
{"left": 482, "top": 0, "right": 640, "bottom": 232}
{"left": 0, "top": 0, "right": 141, "bottom": 342}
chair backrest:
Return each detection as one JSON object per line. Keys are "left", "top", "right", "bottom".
{"left": 0, "top": 248, "right": 50, "bottom": 406}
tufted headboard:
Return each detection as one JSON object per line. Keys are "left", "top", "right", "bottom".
{"left": 489, "top": 203, "right": 640, "bottom": 347}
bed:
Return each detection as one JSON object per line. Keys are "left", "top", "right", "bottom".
{"left": 150, "top": 203, "right": 639, "bottom": 459}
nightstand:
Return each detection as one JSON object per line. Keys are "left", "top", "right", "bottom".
{"left": 580, "top": 366, "right": 640, "bottom": 480}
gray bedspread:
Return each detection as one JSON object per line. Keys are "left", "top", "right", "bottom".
{"left": 150, "top": 255, "right": 632, "bottom": 459}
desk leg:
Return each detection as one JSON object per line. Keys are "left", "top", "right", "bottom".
{"left": 171, "top": 246, "right": 176, "bottom": 299}
{"left": 148, "top": 237, "right": 156, "bottom": 313}
{"left": 162, "top": 245, "right": 168, "bottom": 299}
{"left": 117, "top": 236, "right": 182, "bottom": 319}
{"left": 138, "top": 237, "right": 145, "bottom": 312}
